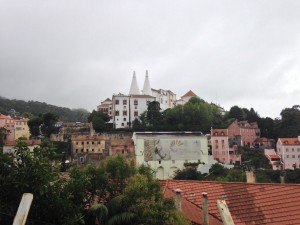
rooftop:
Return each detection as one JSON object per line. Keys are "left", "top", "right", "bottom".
{"left": 278, "top": 138, "right": 300, "bottom": 145}
{"left": 160, "top": 180, "right": 300, "bottom": 225}
{"left": 181, "top": 90, "right": 197, "bottom": 98}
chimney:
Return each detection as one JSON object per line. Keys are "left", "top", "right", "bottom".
{"left": 174, "top": 189, "right": 182, "bottom": 211}
{"left": 246, "top": 171, "right": 256, "bottom": 183}
{"left": 202, "top": 192, "right": 209, "bottom": 225}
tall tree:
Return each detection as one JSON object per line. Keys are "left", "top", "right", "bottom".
{"left": 228, "top": 105, "right": 244, "bottom": 121}
{"left": 146, "top": 101, "right": 162, "bottom": 127}
{"left": 279, "top": 105, "right": 300, "bottom": 137}
{"left": 88, "top": 110, "right": 110, "bottom": 133}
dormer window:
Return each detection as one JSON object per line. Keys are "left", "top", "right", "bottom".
{"left": 214, "top": 132, "right": 218, "bottom": 136}
{"left": 221, "top": 132, "right": 225, "bottom": 136}
{"left": 284, "top": 141, "right": 288, "bottom": 144}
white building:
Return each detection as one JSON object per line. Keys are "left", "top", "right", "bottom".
{"left": 277, "top": 137, "right": 300, "bottom": 169}
{"left": 100, "top": 71, "right": 176, "bottom": 129}
{"left": 132, "top": 131, "right": 211, "bottom": 179}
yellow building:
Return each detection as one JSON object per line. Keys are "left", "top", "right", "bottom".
{"left": 15, "top": 118, "right": 30, "bottom": 140}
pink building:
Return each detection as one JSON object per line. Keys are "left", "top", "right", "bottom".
{"left": 0, "top": 114, "right": 15, "bottom": 142}
{"left": 264, "top": 149, "right": 283, "bottom": 170}
{"left": 228, "top": 120, "right": 260, "bottom": 147}
{"left": 253, "top": 137, "right": 274, "bottom": 149}
{"left": 277, "top": 137, "right": 300, "bottom": 169}
{"left": 211, "top": 128, "right": 241, "bottom": 165}
{"left": 109, "top": 138, "right": 135, "bottom": 159}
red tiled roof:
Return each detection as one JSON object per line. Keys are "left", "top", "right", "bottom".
{"left": 110, "top": 138, "right": 133, "bottom": 146}
{"left": 268, "top": 155, "right": 281, "bottom": 159}
{"left": 279, "top": 138, "right": 300, "bottom": 145}
{"left": 254, "top": 137, "right": 269, "bottom": 142}
{"left": 162, "top": 185, "right": 222, "bottom": 225}
{"left": 182, "top": 90, "right": 197, "bottom": 98}
{"left": 160, "top": 180, "right": 300, "bottom": 225}
{"left": 0, "top": 114, "right": 12, "bottom": 119}
{"left": 211, "top": 129, "right": 228, "bottom": 136}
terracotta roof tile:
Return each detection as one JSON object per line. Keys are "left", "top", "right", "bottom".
{"left": 160, "top": 180, "right": 300, "bottom": 225}
{"left": 279, "top": 138, "right": 300, "bottom": 145}
{"left": 182, "top": 90, "right": 197, "bottom": 98}
{"left": 211, "top": 129, "right": 228, "bottom": 136}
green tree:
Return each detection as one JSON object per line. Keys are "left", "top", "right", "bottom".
{"left": 0, "top": 141, "right": 84, "bottom": 225}
{"left": 279, "top": 105, "right": 300, "bottom": 137}
{"left": 228, "top": 105, "right": 244, "bottom": 121}
{"left": 146, "top": 101, "right": 163, "bottom": 127}
{"left": 27, "top": 116, "right": 43, "bottom": 136}
{"left": 88, "top": 110, "right": 110, "bottom": 132}
{"left": 122, "top": 174, "right": 191, "bottom": 225}
{"left": 173, "top": 166, "right": 204, "bottom": 180}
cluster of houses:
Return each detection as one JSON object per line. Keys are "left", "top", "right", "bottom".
{"left": 0, "top": 114, "right": 41, "bottom": 153}
{"left": 1, "top": 72, "right": 300, "bottom": 224}
{"left": 97, "top": 71, "right": 199, "bottom": 129}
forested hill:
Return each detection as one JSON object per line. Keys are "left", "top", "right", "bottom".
{"left": 0, "top": 96, "right": 90, "bottom": 122}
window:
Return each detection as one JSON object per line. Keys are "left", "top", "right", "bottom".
{"left": 134, "top": 111, "right": 138, "bottom": 117}
{"left": 80, "top": 157, "right": 84, "bottom": 164}
{"left": 221, "top": 132, "right": 225, "bottom": 136}
{"left": 222, "top": 140, "right": 225, "bottom": 143}
{"left": 134, "top": 100, "right": 138, "bottom": 105}
{"left": 81, "top": 149, "right": 84, "bottom": 152}
{"left": 76, "top": 142, "right": 78, "bottom": 145}
{"left": 286, "top": 155, "right": 289, "bottom": 158}
{"left": 75, "top": 149, "right": 78, "bottom": 153}
{"left": 87, "top": 142, "right": 89, "bottom": 144}
{"left": 292, "top": 155, "right": 295, "bottom": 158}
{"left": 123, "top": 100, "right": 127, "bottom": 105}
{"left": 121, "top": 123, "right": 124, "bottom": 126}
{"left": 92, "top": 149, "right": 94, "bottom": 152}
{"left": 216, "top": 145, "right": 219, "bottom": 149}
{"left": 298, "top": 148, "right": 300, "bottom": 152}
{"left": 214, "top": 132, "right": 218, "bottom": 136}
{"left": 222, "top": 151, "right": 225, "bottom": 155}
{"left": 115, "top": 100, "right": 119, "bottom": 105}
{"left": 115, "top": 111, "right": 119, "bottom": 116}
{"left": 123, "top": 118, "right": 126, "bottom": 121}
{"left": 81, "top": 142, "right": 84, "bottom": 145}
{"left": 215, "top": 140, "right": 218, "bottom": 143}
{"left": 298, "top": 155, "right": 300, "bottom": 158}
{"left": 92, "top": 141, "right": 94, "bottom": 144}
{"left": 123, "top": 111, "right": 127, "bottom": 116}
{"left": 286, "top": 148, "right": 289, "bottom": 152}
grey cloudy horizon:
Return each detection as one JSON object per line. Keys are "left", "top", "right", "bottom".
{"left": 0, "top": 0, "right": 299, "bottom": 119}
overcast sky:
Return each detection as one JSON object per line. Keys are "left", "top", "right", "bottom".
{"left": 0, "top": 1, "right": 299, "bottom": 119}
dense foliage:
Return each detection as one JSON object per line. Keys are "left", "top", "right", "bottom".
{"left": 0, "top": 96, "right": 89, "bottom": 122}
{"left": 0, "top": 142, "right": 190, "bottom": 225}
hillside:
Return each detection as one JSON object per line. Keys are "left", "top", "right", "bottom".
{"left": 0, "top": 96, "right": 90, "bottom": 122}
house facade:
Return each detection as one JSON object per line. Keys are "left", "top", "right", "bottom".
{"left": 211, "top": 128, "right": 241, "bottom": 165}
{"left": 277, "top": 137, "right": 300, "bottom": 169}
{"left": 71, "top": 135, "right": 108, "bottom": 165}
{"left": 99, "top": 71, "right": 176, "bottom": 129}
{"left": 0, "top": 114, "right": 15, "bottom": 142}
{"left": 15, "top": 118, "right": 30, "bottom": 140}
{"left": 132, "top": 132, "right": 210, "bottom": 179}
{"left": 227, "top": 120, "right": 260, "bottom": 147}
